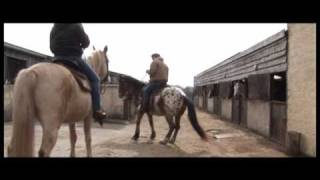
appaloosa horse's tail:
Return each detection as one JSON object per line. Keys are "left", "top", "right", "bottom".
{"left": 8, "top": 69, "right": 37, "bottom": 157}
{"left": 184, "top": 96, "right": 208, "bottom": 141}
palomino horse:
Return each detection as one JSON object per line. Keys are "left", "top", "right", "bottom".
{"left": 7, "top": 47, "right": 109, "bottom": 157}
{"left": 118, "top": 75, "right": 208, "bottom": 145}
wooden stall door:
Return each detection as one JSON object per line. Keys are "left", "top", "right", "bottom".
{"left": 213, "top": 97, "right": 221, "bottom": 116}
{"left": 270, "top": 101, "right": 287, "bottom": 145}
{"left": 232, "top": 98, "right": 240, "bottom": 124}
{"left": 232, "top": 97, "right": 247, "bottom": 126}
{"left": 203, "top": 88, "right": 208, "bottom": 111}
{"left": 240, "top": 98, "right": 247, "bottom": 127}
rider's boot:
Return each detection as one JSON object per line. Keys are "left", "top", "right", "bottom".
{"left": 93, "top": 109, "right": 107, "bottom": 127}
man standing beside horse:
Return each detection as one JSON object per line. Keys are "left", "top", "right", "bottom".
{"left": 142, "top": 53, "right": 169, "bottom": 112}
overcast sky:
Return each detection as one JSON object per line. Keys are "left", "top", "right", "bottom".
{"left": 4, "top": 23, "right": 287, "bottom": 87}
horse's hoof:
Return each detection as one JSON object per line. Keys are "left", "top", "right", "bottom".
{"left": 38, "top": 150, "right": 45, "bottom": 157}
{"left": 96, "top": 119, "right": 103, "bottom": 127}
{"left": 159, "top": 140, "right": 168, "bottom": 145}
{"left": 131, "top": 135, "right": 139, "bottom": 141}
{"left": 150, "top": 134, "right": 156, "bottom": 140}
{"left": 168, "top": 139, "right": 175, "bottom": 144}
{"left": 147, "top": 139, "right": 154, "bottom": 144}
{"left": 99, "top": 122, "right": 103, "bottom": 127}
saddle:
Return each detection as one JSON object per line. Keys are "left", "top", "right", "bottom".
{"left": 53, "top": 60, "right": 91, "bottom": 92}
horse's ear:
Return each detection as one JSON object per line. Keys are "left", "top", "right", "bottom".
{"left": 93, "top": 46, "right": 96, "bottom": 50}
{"left": 104, "top": 45, "right": 108, "bottom": 53}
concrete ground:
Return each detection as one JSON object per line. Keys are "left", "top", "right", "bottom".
{"left": 3, "top": 110, "right": 288, "bottom": 157}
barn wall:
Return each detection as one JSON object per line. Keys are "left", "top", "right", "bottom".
{"left": 232, "top": 97, "right": 247, "bottom": 126}
{"left": 207, "top": 97, "right": 214, "bottom": 113}
{"left": 4, "top": 55, "right": 7, "bottom": 84}
{"left": 247, "top": 100, "right": 270, "bottom": 137}
{"left": 270, "top": 101, "right": 287, "bottom": 145}
{"left": 213, "top": 96, "right": 221, "bottom": 116}
{"left": 287, "top": 24, "right": 316, "bottom": 156}
{"left": 221, "top": 98, "right": 232, "bottom": 121}
{"left": 3, "top": 85, "right": 13, "bottom": 122}
{"left": 198, "top": 95, "right": 203, "bottom": 109}
{"left": 101, "top": 84, "right": 125, "bottom": 119}
{"left": 194, "top": 95, "right": 199, "bottom": 108}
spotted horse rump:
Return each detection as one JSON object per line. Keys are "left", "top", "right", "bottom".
{"left": 159, "top": 87, "right": 186, "bottom": 116}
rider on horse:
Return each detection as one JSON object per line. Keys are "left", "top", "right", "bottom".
{"left": 50, "top": 23, "right": 107, "bottom": 123}
{"left": 142, "top": 53, "right": 169, "bottom": 112}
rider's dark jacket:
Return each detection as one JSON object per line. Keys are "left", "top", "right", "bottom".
{"left": 50, "top": 23, "right": 90, "bottom": 57}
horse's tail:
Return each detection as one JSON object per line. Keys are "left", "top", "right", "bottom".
{"left": 184, "top": 96, "right": 208, "bottom": 141}
{"left": 8, "top": 69, "right": 37, "bottom": 157}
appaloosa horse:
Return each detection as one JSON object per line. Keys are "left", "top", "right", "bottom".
{"left": 7, "top": 47, "right": 109, "bottom": 157}
{"left": 118, "top": 75, "right": 208, "bottom": 145}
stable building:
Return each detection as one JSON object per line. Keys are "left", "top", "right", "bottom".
{"left": 194, "top": 30, "right": 288, "bottom": 146}
{"left": 194, "top": 25, "right": 316, "bottom": 157}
